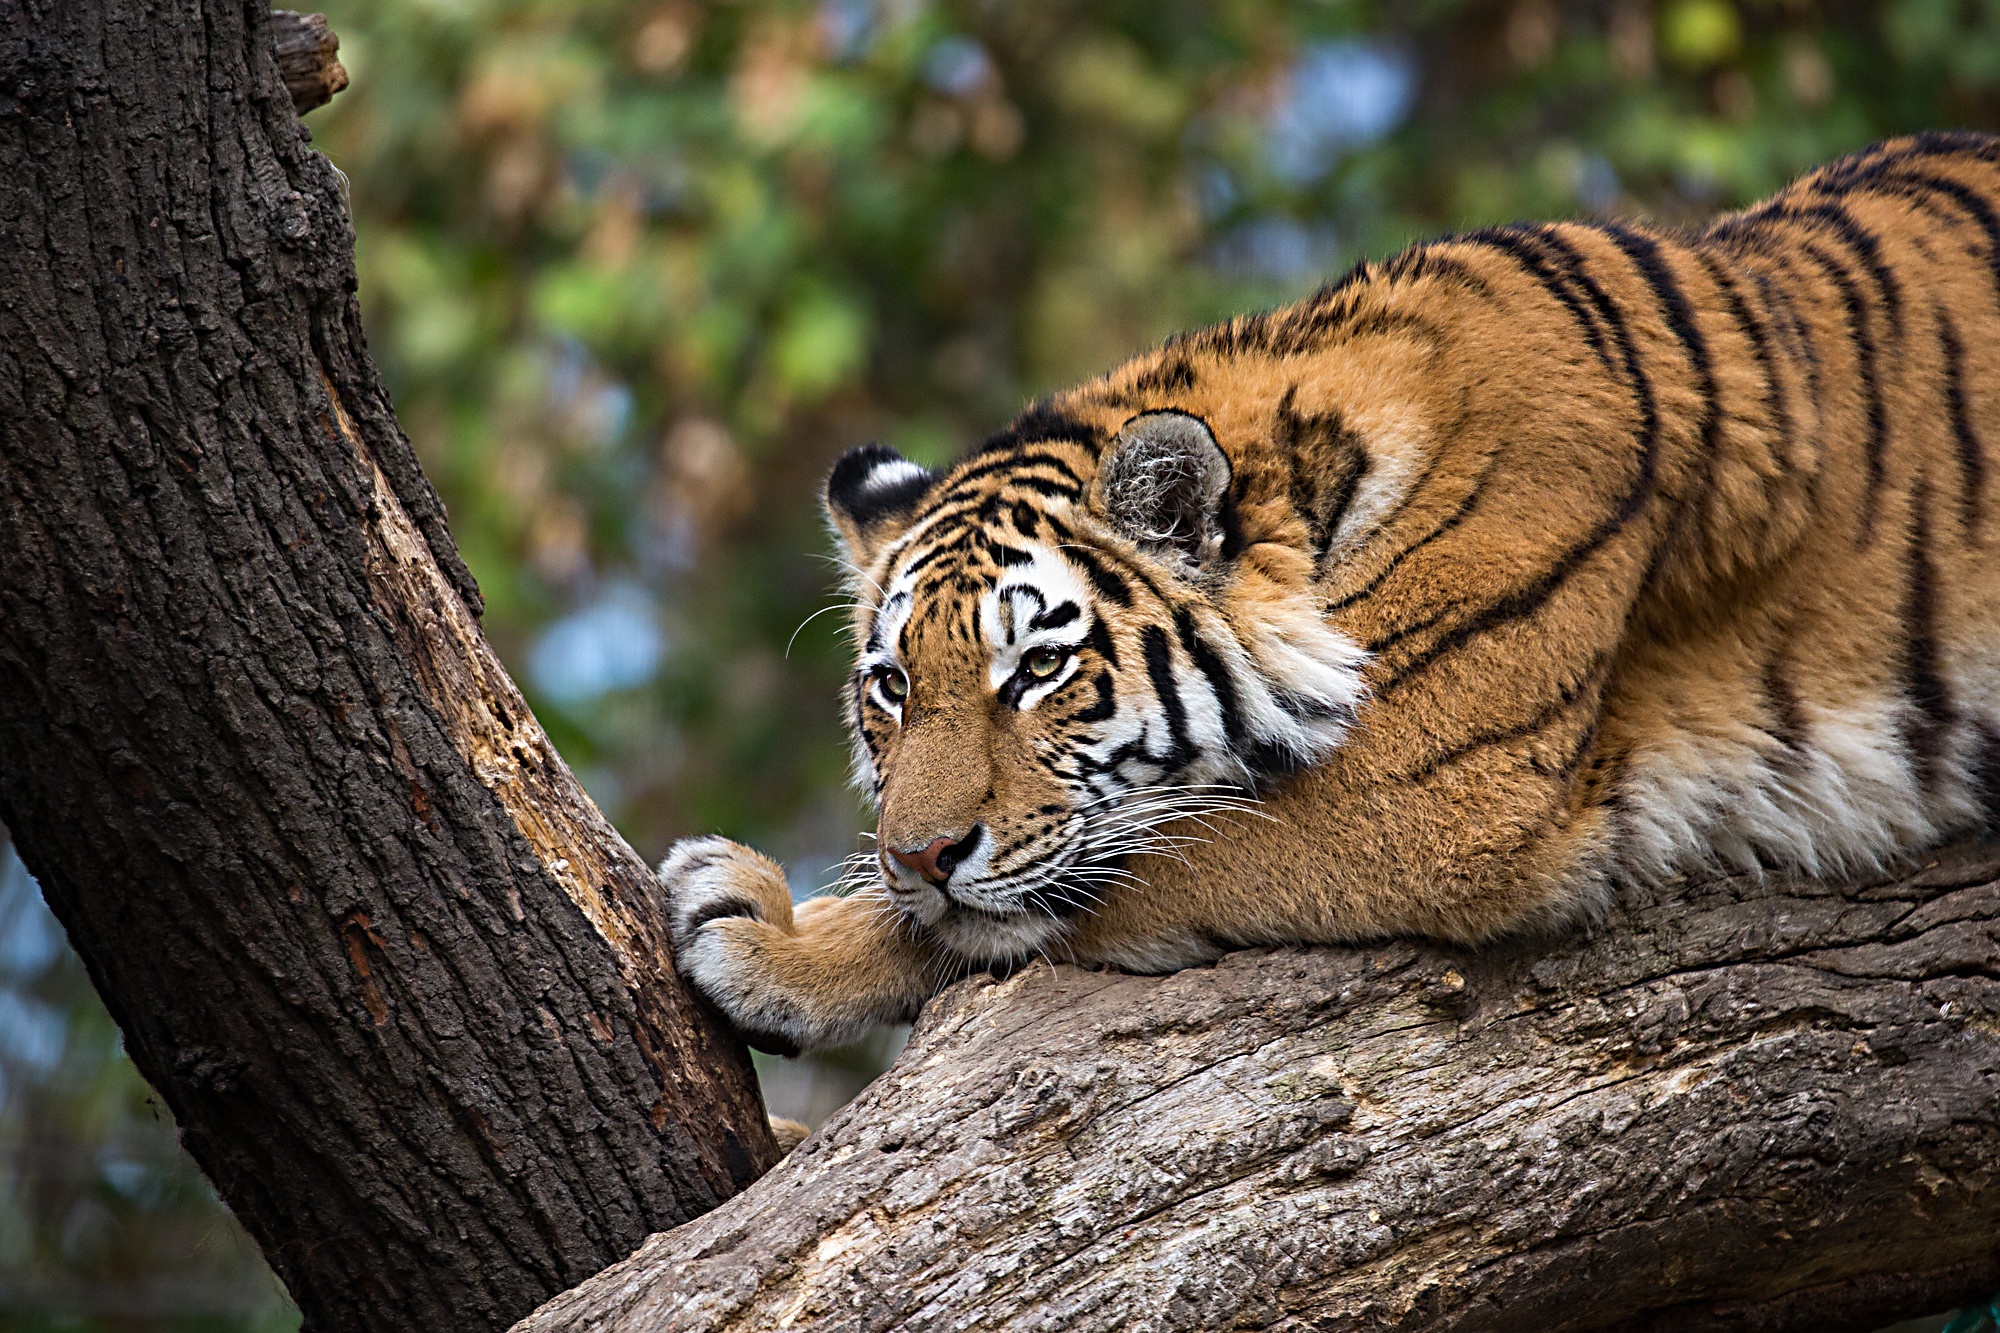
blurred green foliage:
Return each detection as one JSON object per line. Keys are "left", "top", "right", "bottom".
{"left": 9, "top": 0, "right": 2000, "bottom": 1323}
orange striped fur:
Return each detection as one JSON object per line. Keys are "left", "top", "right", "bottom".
{"left": 664, "top": 133, "right": 2000, "bottom": 1054}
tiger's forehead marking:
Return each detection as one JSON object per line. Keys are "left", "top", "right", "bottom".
{"left": 877, "top": 445, "right": 1093, "bottom": 572}
{"left": 874, "top": 529, "right": 1093, "bottom": 659}
{"left": 864, "top": 456, "right": 1102, "bottom": 670}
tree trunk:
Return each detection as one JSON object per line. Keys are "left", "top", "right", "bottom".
{"left": 516, "top": 840, "right": 2000, "bottom": 1333}
{"left": 0, "top": 4, "right": 776, "bottom": 1331}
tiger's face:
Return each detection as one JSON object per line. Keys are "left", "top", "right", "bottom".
{"left": 826, "top": 409, "right": 1370, "bottom": 961}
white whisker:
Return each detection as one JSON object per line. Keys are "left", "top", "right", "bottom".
{"left": 786, "top": 599, "right": 872, "bottom": 658}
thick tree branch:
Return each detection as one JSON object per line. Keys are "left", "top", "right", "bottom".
{"left": 0, "top": 3, "right": 773, "bottom": 1330}
{"left": 518, "top": 841, "right": 2000, "bottom": 1332}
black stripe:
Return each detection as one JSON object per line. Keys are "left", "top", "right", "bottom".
{"left": 988, "top": 540, "right": 1033, "bottom": 567}
{"left": 1085, "top": 617, "right": 1119, "bottom": 670}
{"left": 1029, "top": 601, "right": 1079, "bottom": 631}
{"left": 1716, "top": 203, "right": 1898, "bottom": 533}
{"left": 1974, "top": 725, "right": 2000, "bottom": 825}
{"left": 1747, "top": 266, "right": 1821, "bottom": 396}
{"left": 1382, "top": 245, "right": 1497, "bottom": 297}
{"left": 1065, "top": 546, "right": 1131, "bottom": 607}
{"left": 941, "top": 450, "right": 1086, "bottom": 495}
{"left": 862, "top": 592, "right": 908, "bottom": 654}
{"left": 1130, "top": 357, "right": 1197, "bottom": 393}
{"left": 1792, "top": 237, "right": 1892, "bottom": 539}
{"left": 891, "top": 498, "right": 989, "bottom": 544}
{"left": 1895, "top": 130, "right": 2000, "bottom": 167}
{"left": 967, "top": 404, "right": 1102, "bottom": 460}
{"left": 1175, "top": 607, "right": 1246, "bottom": 750}
{"left": 1856, "top": 165, "right": 2000, "bottom": 305}
{"left": 1066, "top": 670, "right": 1116, "bottom": 724}
{"left": 1603, "top": 225, "right": 1717, "bottom": 402}
{"left": 1275, "top": 385, "right": 1369, "bottom": 558}
{"left": 1900, "top": 482, "right": 1952, "bottom": 793}
{"left": 1268, "top": 297, "right": 1355, "bottom": 357}
{"left": 1689, "top": 247, "right": 1799, "bottom": 480}
{"left": 899, "top": 530, "right": 974, "bottom": 578}
{"left": 1458, "top": 227, "right": 1619, "bottom": 376}
{"left": 1005, "top": 475, "right": 1083, "bottom": 500}
{"left": 1938, "top": 309, "right": 1987, "bottom": 541}
{"left": 1173, "top": 308, "right": 1279, "bottom": 359}
{"left": 682, "top": 897, "right": 760, "bottom": 932}
{"left": 999, "top": 585, "right": 1044, "bottom": 644}
{"left": 1313, "top": 457, "right": 1367, "bottom": 557}
{"left": 1076, "top": 526, "right": 1181, "bottom": 610}
{"left": 1376, "top": 224, "right": 1663, "bottom": 689}
{"left": 1313, "top": 367, "right": 1509, "bottom": 619}
{"left": 1601, "top": 222, "right": 1725, "bottom": 591}
{"left": 1760, "top": 650, "right": 1810, "bottom": 768}
{"left": 1141, "top": 625, "right": 1195, "bottom": 770}
{"left": 1323, "top": 449, "right": 1502, "bottom": 615}
{"left": 1339, "top": 307, "right": 1449, "bottom": 346}
{"left": 1776, "top": 201, "right": 1905, "bottom": 340}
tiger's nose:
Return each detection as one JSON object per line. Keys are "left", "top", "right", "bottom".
{"left": 889, "top": 827, "right": 982, "bottom": 885}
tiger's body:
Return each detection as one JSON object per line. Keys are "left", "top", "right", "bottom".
{"left": 664, "top": 132, "right": 2000, "bottom": 1056}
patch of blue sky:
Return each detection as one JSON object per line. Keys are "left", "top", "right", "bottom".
{"left": 0, "top": 845, "right": 62, "bottom": 980}
{"left": 818, "top": 0, "right": 876, "bottom": 62}
{"left": 528, "top": 581, "right": 668, "bottom": 707}
{"left": 1267, "top": 39, "right": 1417, "bottom": 186}
{"left": 921, "top": 35, "right": 992, "bottom": 95}
{"left": 1575, "top": 152, "right": 1620, "bottom": 212}
{"left": 1210, "top": 216, "right": 1343, "bottom": 284}
{"left": 98, "top": 1153, "right": 160, "bottom": 1200}
{"left": 548, "top": 337, "right": 635, "bottom": 449}
{"left": 0, "top": 991, "right": 66, "bottom": 1074}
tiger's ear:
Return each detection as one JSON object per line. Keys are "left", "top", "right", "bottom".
{"left": 1092, "top": 410, "right": 1232, "bottom": 570}
{"left": 825, "top": 443, "right": 937, "bottom": 566}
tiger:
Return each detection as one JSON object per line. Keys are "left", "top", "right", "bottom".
{"left": 661, "top": 131, "right": 2000, "bottom": 1058}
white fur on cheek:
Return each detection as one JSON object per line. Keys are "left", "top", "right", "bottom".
{"left": 847, "top": 582, "right": 919, "bottom": 794}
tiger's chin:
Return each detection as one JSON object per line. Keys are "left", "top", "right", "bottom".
{"left": 890, "top": 881, "right": 1070, "bottom": 965}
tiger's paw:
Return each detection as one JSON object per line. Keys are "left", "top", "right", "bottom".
{"left": 662, "top": 836, "right": 795, "bottom": 948}
{"left": 660, "top": 837, "right": 815, "bottom": 1056}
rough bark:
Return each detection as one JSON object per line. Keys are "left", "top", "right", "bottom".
{"left": 270, "top": 11, "right": 348, "bottom": 116}
{"left": 0, "top": 4, "right": 775, "bottom": 1332}
{"left": 518, "top": 840, "right": 2000, "bottom": 1333}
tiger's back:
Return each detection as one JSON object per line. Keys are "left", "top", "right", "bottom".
{"left": 663, "top": 133, "right": 2000, "bottom": 1054}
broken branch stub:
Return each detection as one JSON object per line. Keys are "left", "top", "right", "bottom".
{"left": 271, "top": 10, "right": 349, "bottom": 114}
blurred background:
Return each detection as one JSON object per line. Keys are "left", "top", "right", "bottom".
{"left": 6, "top": 0, "right": 2000, "bottom": 1325}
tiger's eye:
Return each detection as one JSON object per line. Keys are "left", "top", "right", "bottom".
{"left": 1024, "top": 647, "right": 1065, "bottom": 679}
{"left": 877, "top": 666, "right": 909, "bottom": 701}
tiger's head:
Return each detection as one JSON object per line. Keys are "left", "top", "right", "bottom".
{"left": 825, "top": 403, "right": 1369, "bottom": 962}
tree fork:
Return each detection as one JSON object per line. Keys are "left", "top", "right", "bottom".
{"left": 518, "top": 842, "right": 2000, "bottom": 1332}
{"left": 0, "top": 3, "right": 776, "bottom": 1331}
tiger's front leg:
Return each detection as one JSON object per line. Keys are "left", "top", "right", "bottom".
{"left": 661, "top": 837, "right": 952, "bottom": 1055}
